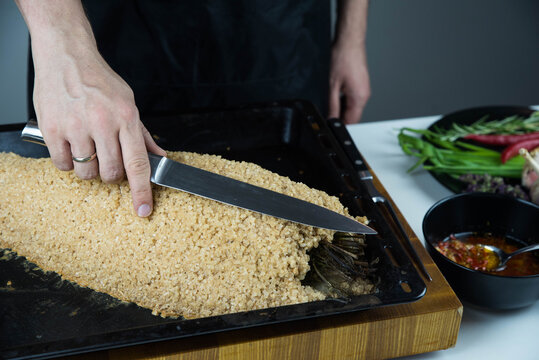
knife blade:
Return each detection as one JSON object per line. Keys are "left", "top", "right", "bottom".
{"left": 21, "top": 120, "right": 377, "bottom": 235}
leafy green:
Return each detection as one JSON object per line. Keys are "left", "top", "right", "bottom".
{"left": 433, "top": 111, "right": 539, "bottom": 142}
{"left": 398, "top": 128, "right": 525, "bottom": 178}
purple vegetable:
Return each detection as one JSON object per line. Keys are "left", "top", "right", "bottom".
{"left": 459, "top": 173, "right": 530, "bottom": 201}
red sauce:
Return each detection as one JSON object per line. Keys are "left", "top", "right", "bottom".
{"left": 435, "top": 233, "right": 539, "bottom": 277}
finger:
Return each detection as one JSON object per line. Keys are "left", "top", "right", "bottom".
{"left": 70, "top": 136, "right": 99, "bottom": 180}
{"left": 119, "top": 121, "right": 154, "bottom": 217}
{"left": 343, "top": 96, "right": 367, "bottom": 125}
{"left": 328, "top": 80, "right": 342, "bottom": 120}
{"left": 45, "top": 136, "right": 73, "bottom": 171}
{"left": 141, "top": 125, "right": 167, "bottom": 157}
{"left": 39, "top": 121, "right": 73, "bottom": 171}
{"left": 94, "top": 131, "right": 125, "bottom": 184}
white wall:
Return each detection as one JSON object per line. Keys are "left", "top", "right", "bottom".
{"left": 364, "top": 0, "right": 539, "bottom": 121}
{"left": 0, "top": 1, "right": 28, "bottom": 124}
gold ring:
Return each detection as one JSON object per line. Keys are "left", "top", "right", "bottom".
{"left": 72, "top": 152, "right": 97, "bottom": 163}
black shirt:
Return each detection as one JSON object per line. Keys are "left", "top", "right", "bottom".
{"left": 29, "top": 0, "right": 330, "bottom": 120}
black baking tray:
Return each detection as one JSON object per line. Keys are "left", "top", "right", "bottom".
{"left": 0, "top": 100, "right": 426, "bottom": 359}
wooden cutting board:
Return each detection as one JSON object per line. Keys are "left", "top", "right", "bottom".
{"left": 67, "top": 166, "right": 462, "bottom": 360}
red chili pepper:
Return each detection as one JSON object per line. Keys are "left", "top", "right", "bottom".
{"left": 464, "top": 132, "right": 539, "bottom": 146}
{"left": 501, "top": 138, "right": 539, "bottom": 163}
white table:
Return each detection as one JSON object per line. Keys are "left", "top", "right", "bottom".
{"left": 347, "top": 112, "right": 539, "bottom": 360}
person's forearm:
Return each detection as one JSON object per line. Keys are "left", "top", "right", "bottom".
{"left": 329, "top": 0, "right": 370, "bottom": 124}
{"left": 334, "top": 0, "right": 368, "bottom": 49}
{"left": 15, "top": 0, "right": 97, "bottom": 63}
{"left": 15, "top": 0, "right": 92, "bottom": 39}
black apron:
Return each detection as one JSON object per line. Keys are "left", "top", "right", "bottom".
{"left": 28, "top": 0, "right": 330, "bottom": 122}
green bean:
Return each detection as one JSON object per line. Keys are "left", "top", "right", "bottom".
{"left": 398, "top": 129, "right": 525, "bottom": 178}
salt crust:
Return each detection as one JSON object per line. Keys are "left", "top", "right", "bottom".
{"left": 0, "top": 152, "right": 367, "bottom": 318}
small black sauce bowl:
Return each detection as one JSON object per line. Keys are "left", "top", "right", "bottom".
{"left": 422, "top": 192, "right": 539, "bottom": 310}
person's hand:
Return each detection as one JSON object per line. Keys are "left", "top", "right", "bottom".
{"left": 328, "top": 43, "right": 371, "bottom": 124}
{"left": 28, "top": 9, "right": 166, "bottom": 218}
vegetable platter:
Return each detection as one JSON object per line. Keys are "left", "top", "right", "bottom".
{"left": 398, "top": 106, "right": 539, "bottom": 201}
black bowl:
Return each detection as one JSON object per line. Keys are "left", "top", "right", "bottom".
{"left": 423, "top": 193, "right": 539, "bottom": 310}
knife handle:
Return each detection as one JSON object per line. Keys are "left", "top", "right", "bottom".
{"left": 21, "top": 119, "right": 46, "bottom": 146}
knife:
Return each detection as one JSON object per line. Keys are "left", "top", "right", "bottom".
{"left": 21, "top": 120, "right": 377, "bottom": 235}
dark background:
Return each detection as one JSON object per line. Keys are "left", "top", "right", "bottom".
{"left": 1, "top": 0, "right": 538, "bottom": 124}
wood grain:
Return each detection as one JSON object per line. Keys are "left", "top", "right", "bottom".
{"left": 63, "top": 166, "right": 462, "bottom": 360}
